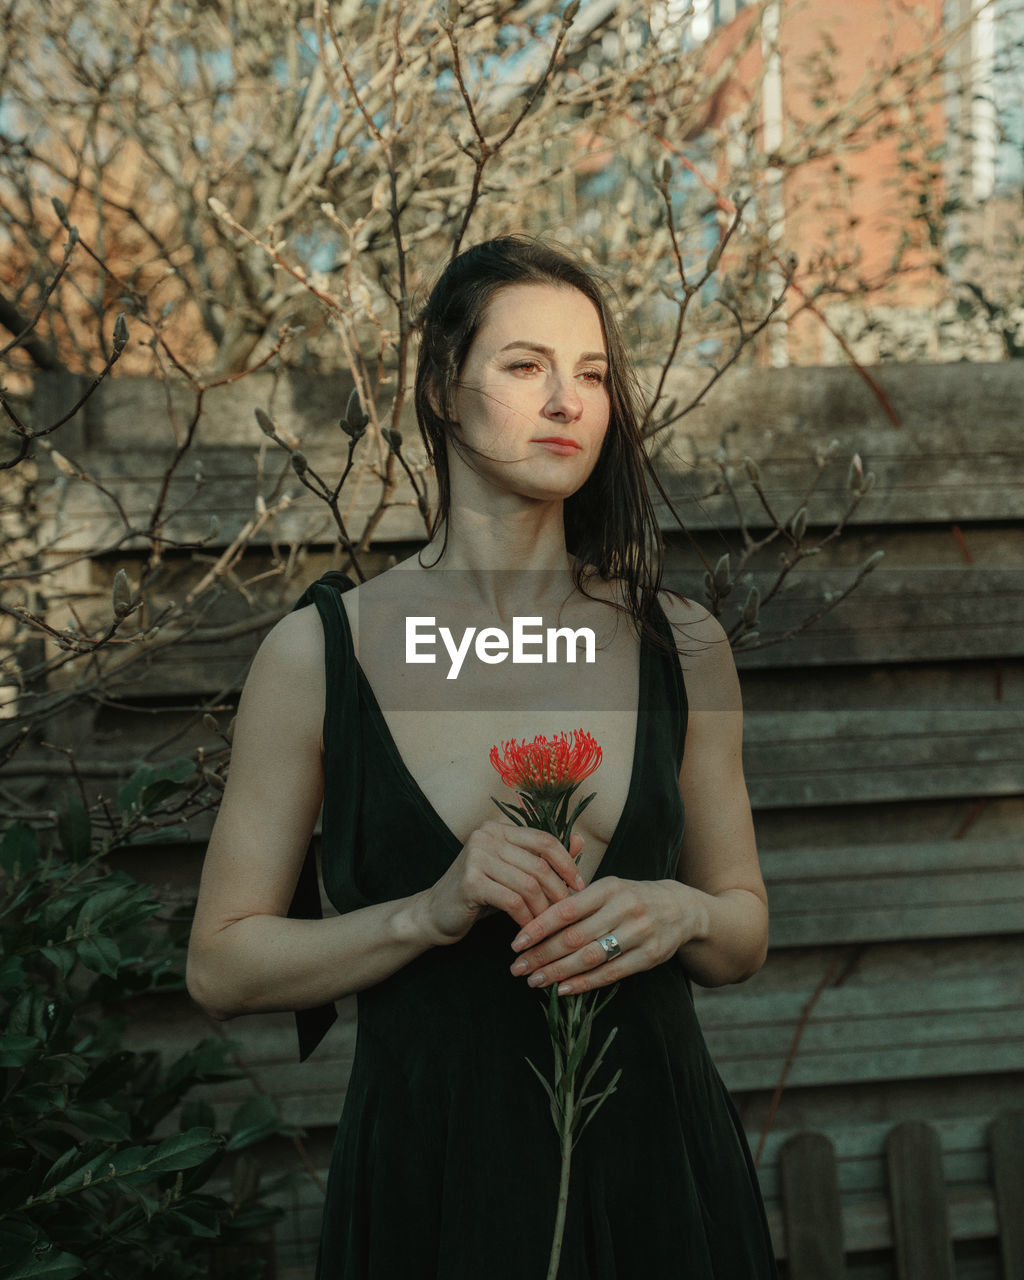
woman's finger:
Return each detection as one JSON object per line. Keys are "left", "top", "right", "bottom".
{"left": 512, "top": 905, "right": 625, "bottom": 983}
{"left": 510, "top": 877, "right": 610, "bottom": 954}
{"left": 519, "top": 924, "right": 637, "bottom": 994}
{"left": 484, "top": 856, "right": 575, "bottom": 923}
{"left": 497, "top": 823, "right": 585, "bottom": 891}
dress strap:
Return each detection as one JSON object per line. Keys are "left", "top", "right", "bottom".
{"left": 286, "top": 570, "right": 356, "bottom": 1062}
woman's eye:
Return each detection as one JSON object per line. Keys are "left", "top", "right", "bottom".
{"left": 509, "top": 360, "right": 541, "bottom": 374}
{"left": 580, "top": 369, "right": 606, "bottom": 385}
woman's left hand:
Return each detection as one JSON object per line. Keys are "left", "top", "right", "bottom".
{"left": 508, "top": 876, "right": 709, "bottom": 995}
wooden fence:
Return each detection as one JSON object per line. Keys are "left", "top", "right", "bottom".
{"left": 22, "top": 360, "right": 1024, "bottom": 1276}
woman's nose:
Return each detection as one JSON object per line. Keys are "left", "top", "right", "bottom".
{"left": 543, "top": 376, "right": 583, "bottom": 420}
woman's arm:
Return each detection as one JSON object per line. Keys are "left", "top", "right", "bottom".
{"left": 186, "top": 606, "right": 585, "bottom": 1021}
{"left": 503, "top": 596, "right": 769, "bottom": 994}
{"left": 668, "top": 598, "right": 769, "bottom": 987}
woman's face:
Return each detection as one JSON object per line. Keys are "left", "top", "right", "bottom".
{"left": 448, "top": 282, "right": 611, "bottom": 503}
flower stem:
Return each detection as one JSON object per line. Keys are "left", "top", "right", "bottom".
{"left": 545, "top": 1090, "right": 575, "bottom": 1280}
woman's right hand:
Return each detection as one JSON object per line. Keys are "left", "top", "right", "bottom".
{"left": 416, "top": 821, "right": 585, "bottom": 946}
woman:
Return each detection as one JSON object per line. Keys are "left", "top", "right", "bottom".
{"left": 187, "top": 237, "right": 777, "bottom": 1277}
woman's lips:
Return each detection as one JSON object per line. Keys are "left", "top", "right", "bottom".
{"left": 534, "top": 438, "right": 581, "bottom": 456}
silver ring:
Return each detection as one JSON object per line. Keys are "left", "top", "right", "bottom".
{"left": 598, "top": 934, "right": 622, "bottom": 961}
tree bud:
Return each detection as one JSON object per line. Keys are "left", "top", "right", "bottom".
{"left": 112, "top": 569, "right": 133, "bottom": 619}
{"left": 291, "top": 450, "right": 308, "bottom": 476}
{"left": 112, "top": 313, "right": 129, "bottom": 355}
{"left": 713, "top": 553, "right": 731, "bottom": 591}
{"left": 742, "top": 585, "right": 760, "bottom": 626}
{"left": 254, "top": 407, "right": 277, "bottom": 438}
{"left": 744, "top": 456, "right": 761, "bottom": 485}
{"left": 341, "top": 387, "right": 369, "bottom": 439}
{"left": 381, "top": 427, "right": 402, "bottom": 452}
{"left": 862, "top": 550, "right": 885, "bottom": 574}
{"left": 789, "top": 506, "right": 808, "bottom": 542}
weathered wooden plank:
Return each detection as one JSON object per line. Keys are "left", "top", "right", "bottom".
{"left": 780, "top": 1132, "right": 846, "bottom": 1279}
{"left": 65, "top": 371, "right": 358, "bottom": 448}
{"left": 29, "top": 363, "right": 1024, "bottom": 548}
{"left": 763, "top": 840, "right": 1024, "bottom": 945}
{"left": 886, "top": 1122, "right": 955, "bottom": 1280}
{"left": 663, "top": 568, "right": 1024, "bottom": 668}
{"left": 755, "top": 1114, "right": 1010, "bottom": 1207}
{"left": 651, "top": 361, "right": 1024, "bottom": 528}
{"left": 767, "top": 1189, "right": 1001, "bottom": 1263}
{"left": 31, "top": 445, "right": 432, "bottom": 550}
{"left": 989, "top": 1112, "right": 1024, "bottom": 1279}
{"left": 694, "top": 971, "right": 1024, "bottom": 1092}
{"left": 651, "top": 424, "right": 1024, "bottom": 529}
{"left": 744, "top": 709, "right": 1024, "bottom": 809}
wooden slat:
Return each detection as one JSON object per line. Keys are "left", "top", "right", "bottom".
{"left": 780, "top": 1132, "right": 846, "bottom": 1279}
{"left": 756, "top": 1113, "right": 1007, "bottom": 1222}
{"left": 652, "top": 424, "right": 1024, "bottom": 529}
{"left": 694, "top": 971, "right": 1024, "bottom": 1092}
{"left": 33, "top": 445, "right": 432, "bottom": 550}
{"left": 663, "top": 568, "right": 1024, "bottom": 668}
{"left": 990, "top": 1112, "right": 1024, "bottom": 1279}
{"left": 886, "top": 1122, "right": 955, "bottom": 1280}
{"left": 31, "top": 363, "right": 1024, "bottom": 547}
{"left": 744, "top": 709, "right": 1024, "bottom": 809}
{"left": 651, "top": 361, "right": 1024, "bottom": 528}
{"left": 762, "top": 840, "right": 1024, "bottom": 945}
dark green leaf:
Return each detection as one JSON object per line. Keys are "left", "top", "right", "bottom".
{"left": 132, "top": 1127, "right": 222, "bottom": 1176}
{"left": 161, "top": 1202, "right": 222, "bottom": 1238}
{"left": 124, "top": 825, "right": 191, "bottom": 845}
{"left": 39, "top": 947, "right": 75, "bottom": 979}
{"left": 0, "top": 954, "right": 26, "bottom": 991}
{"left": 62, "top": 1102, "right": 133, "bottom": 1142}
{"left": 489, "top": 799, "right": 526, "bottom": 826}
{"left": 43, "top": 1149, "right": 112, "bottom": 1196}
{"left": 77, "top": 936, "right": 120, "bottom": 978}
{"left": 117, "top": 761, "right": 193, "bottom": 816}
{"left": 564, "top": 790, "right": 597, "bottom": 832}
{"left": 0, "top": 1033, "right": 41, "bottom": 1068}
{"left": 4, "top": 1246, "right": 86, "bottom": 1280}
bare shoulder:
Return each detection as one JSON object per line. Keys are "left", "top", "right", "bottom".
{"left": 248, "top": 604, "right": 325, "bottom": 684}
{"left": 657, "top": 590, "right": 742, "bottom": 713}
{"left": 235, "top": 604, "right": 326, "bottom": 735}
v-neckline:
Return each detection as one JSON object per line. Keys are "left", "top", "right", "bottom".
{"left": 344, "top": 605, "right": 649, "bottom": 885}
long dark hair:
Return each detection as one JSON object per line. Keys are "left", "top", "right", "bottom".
{"left": 414, "top": 235, "right": 680, "bottom": 651}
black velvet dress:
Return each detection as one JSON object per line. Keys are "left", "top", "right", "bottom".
{"left": 290, "top": 575, "right": 777, "bottom": 1279}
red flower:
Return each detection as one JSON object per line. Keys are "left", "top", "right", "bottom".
{"left": 489, "top": 730, "right": 602, "bottom": 800}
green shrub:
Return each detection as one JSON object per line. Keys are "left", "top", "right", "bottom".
{"left": 0, "top": 763, "right": 295, "bottom": 1280}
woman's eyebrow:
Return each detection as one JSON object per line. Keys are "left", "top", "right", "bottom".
{"left": 497, "top": 340, "right": 608, "bottom": 363}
